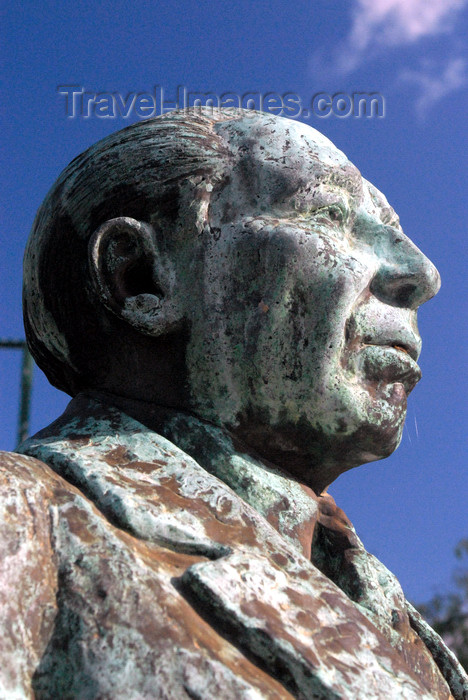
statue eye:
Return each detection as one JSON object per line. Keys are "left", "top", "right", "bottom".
{"left": 313, "top": 204, "right": 345, "bottom": 226}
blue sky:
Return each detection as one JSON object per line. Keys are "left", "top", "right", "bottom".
{"left": 1, "top": 0, "right": 467, "bottom": 604}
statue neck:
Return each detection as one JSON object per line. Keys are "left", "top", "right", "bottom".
{"left": 90, "top": 391, "right": 319, "bottom": 558}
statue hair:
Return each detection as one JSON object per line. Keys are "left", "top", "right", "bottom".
{"left": 23, "top": 109, "right": 241, "bottom": 395}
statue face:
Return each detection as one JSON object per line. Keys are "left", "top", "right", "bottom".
{"left": 182, "top": 116, "right": 440, "bottom": 490}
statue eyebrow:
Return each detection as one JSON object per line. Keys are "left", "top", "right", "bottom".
{"left": 367, "top": 184, "right": 401, "bottom": 229}
{"left": 381, "top": 210, "right": 401, "bottom": 228}
{"left": 274, "top": 163, "right": 364, "bottom": 211}
{"left": 327, "top": 167, "right": 363, "bottom": 195}
{"left": 291, "top": 174, "right": 363, "bottom": 207}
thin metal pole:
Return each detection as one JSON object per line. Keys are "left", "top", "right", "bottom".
{"left": 17, "top": 346, "right": 34, "bottom": 447}
{"left": 0, "top": 340, "right": 35, "bottom": 447}
{"left": 0, "top": 339, "right": 25, "bottom": 349}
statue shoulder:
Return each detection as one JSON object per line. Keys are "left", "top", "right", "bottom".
{"left": 0, "top": 451, "right": 60, "bottom": 699}
{"left": 1, "top": 448, "right": 61, "bottom": 486}
{"left": 0, "top": 448, "right": 76, "bottom": 516}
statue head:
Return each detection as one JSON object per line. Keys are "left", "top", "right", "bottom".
{"left": 24, "top": 109, "right": 440, "bottom": 492}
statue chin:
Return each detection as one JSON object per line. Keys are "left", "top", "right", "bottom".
{"left": 225, "top": 396, "right": 405, "bottom": 493}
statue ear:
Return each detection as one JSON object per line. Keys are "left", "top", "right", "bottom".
{"left": 88, "top": 217, "right": 182, "bottom": 336}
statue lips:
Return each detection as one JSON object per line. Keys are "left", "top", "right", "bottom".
{"left": 344, "top": 320, "right": 423, "bottom": 395}
{"left": 357, "top": 344, "right": 422, "bottom": 395}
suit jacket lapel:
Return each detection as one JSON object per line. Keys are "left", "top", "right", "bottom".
{"left": 180, "top": 549, "right": 439, "bottom": 699}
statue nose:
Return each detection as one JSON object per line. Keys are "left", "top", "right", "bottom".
{"left": 370, "top": 226, "right": 441, "bottom": 310}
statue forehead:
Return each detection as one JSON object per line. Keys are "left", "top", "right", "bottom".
{"left": 218, "top": 115, "right": 348, "bottom": 162}
{"left": 214, "top": 115, "right": 378, "bottom": 215}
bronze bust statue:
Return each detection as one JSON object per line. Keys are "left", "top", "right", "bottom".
{"left": 1, "top": 110, "right": 466, "bottom": 699}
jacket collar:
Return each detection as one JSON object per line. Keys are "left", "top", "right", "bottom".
{"left": 85, "top": 390, "right": 322, "bottom": 556}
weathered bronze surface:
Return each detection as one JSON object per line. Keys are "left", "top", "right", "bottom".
{"left": 1, "top": 110, "right": 467, "bottom": 698}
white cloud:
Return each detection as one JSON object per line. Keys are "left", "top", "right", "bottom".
{"left": 322, "top": 0, "right": 468, "bottom": 74}
{"left": 399, "top": 57, "right": 468, "bottom": 119}
{"left": 351, "top": 0, "right": 467, "bottom": 46}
